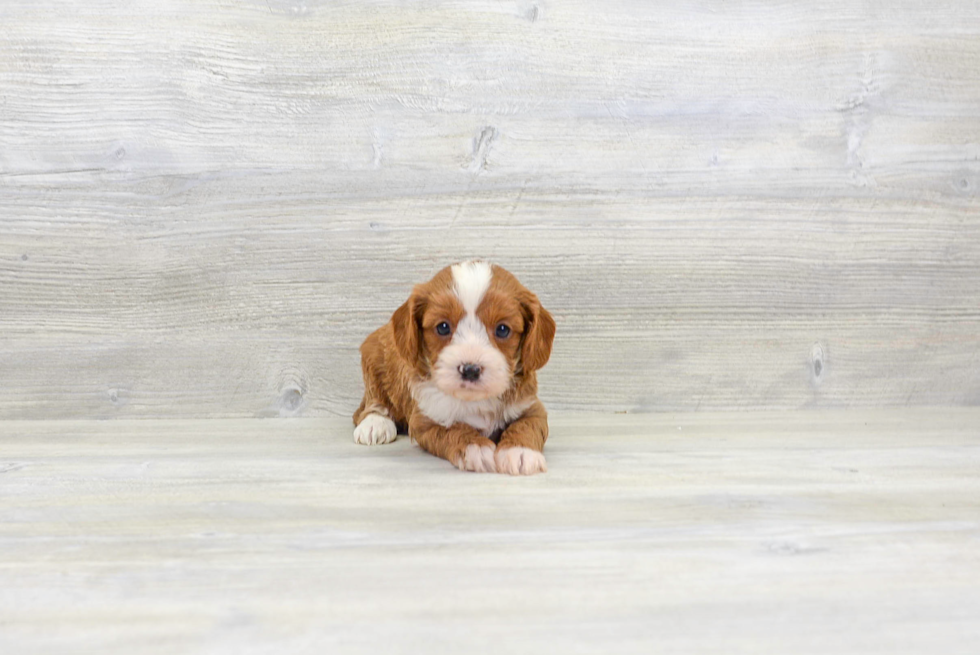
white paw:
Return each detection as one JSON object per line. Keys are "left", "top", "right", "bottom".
{"left": 455, "top": 443, "right": 497, "bottom": 473}
{"left": 353, "top": 414, "right": 397, "bottom": 445}
{"left": 494, "top": 447, "right": 547, "bottom": 476}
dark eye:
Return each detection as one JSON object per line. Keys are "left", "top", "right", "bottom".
{"left": 495, "top": 323, "right": 511, "bottom": 339}
{"left": 436, "top": 321, "right": 451, "bottom": 336}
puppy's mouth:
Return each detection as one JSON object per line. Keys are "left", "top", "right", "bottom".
{"left": 450, "top": 381, "right": 496, "bottom": 402}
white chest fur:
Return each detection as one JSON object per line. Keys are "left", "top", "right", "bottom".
{"left": 412, "top": 381, "right": 532, "bottom": 437}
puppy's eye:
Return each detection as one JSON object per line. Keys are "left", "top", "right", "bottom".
{"left": 436, "top": 321, "right": 451, "bottom": 336}
{"left": 495, "top": 323, "right": 511, "bottom": 339}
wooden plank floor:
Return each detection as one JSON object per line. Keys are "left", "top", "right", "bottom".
{"left": 2, "top": 410, "right": 979, "bottom": 654}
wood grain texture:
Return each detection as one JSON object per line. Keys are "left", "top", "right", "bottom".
{"left": 2, "top": 411, "right": 979, "bottom": 654}
{"left": 1, "top": 1, "right": 979, "bottom": 417}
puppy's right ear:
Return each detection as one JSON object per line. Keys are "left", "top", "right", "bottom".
{"left": 391, "top": 288, "right": 427, "bottom": 375}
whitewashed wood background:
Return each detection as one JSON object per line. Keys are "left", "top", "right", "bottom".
{"left": 1, "top": 0, "right": 978, "bottom": 418}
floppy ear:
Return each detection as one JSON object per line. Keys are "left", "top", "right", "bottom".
{"left": 520, "top": 293, "right": 556, "bottom": 374}
{"left": 391, "top": 288, "right": 427, "bottom": 375}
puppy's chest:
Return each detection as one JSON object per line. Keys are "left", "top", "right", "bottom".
{"left": 412, "top": 382, "right": 531, "bottom": 438}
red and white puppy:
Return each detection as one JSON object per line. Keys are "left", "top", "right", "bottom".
{"left": 353, "top": 261, "right": 556, "bottom": 475}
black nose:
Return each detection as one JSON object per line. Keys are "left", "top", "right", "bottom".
{"left": 459, "top": 363, "right": 482, "bottom": 382}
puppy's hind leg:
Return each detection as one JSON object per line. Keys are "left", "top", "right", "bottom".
{"left": 353, "top": 329, "right": 398, "bottom": 446}
{"left": 352, "top": 374, "right": 397, "bottom": 445}
{"left": 353, "top": 405, "right": 398, "bottom": 445}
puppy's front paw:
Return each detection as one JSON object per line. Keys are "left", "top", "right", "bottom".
{"left": 353, "top": 414, "right": 397, "bottom": 445}
{"left": 495, "top": 446, "right": 547, "bottom": 476}
{"left": 455, "top": 441, "right": 497, "bottom": 473}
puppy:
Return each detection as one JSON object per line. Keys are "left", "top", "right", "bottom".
{"left": 353, "top": 261, "right": 556, "bottom": 475}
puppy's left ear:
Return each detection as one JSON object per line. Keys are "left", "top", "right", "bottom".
{"left": 519, "top": 292, "right": 556, "bottom": 374}
{"left": 391, "top": 287, "right": 428, "bottom": 377}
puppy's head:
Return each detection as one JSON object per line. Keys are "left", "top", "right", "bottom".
{"left": 392, "top": 261, "right": 555, "bottom": 401}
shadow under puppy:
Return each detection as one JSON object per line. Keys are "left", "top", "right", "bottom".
{"left": 353, "top": 261, "right": 556, "bottom": 475}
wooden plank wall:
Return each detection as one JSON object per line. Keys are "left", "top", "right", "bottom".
{"left": 1, "top": 1, "right": 978, "bottom": 419}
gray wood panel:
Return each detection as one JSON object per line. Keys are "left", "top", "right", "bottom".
{"left": 2, "top": 1, "right": 979, "bottom": 417}
{"left": 2, "top": 411, "right": 979, "bottom": 653}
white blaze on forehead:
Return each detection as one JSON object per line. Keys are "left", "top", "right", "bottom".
{"left": 450, "top": 261, "right": 492, "bottom": 315}
{"left": 450, "top": 261, "right": 493, "bottom": 349}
